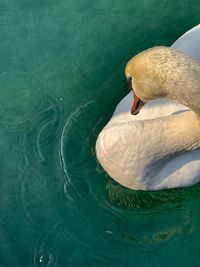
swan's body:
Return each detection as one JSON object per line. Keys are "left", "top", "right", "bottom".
{"left": 96, "top": 25, "right": 200, "bottom": 190}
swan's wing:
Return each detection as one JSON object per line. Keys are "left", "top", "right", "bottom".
{"left": 172, "top": 24, "right": 200, "bottom": 61}
{"left": 151, "top": 150, "right": 200, "bottom": 190}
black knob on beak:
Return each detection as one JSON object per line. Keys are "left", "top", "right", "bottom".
{"left": 126, "top": 77, "right": 133, "bottom": 91}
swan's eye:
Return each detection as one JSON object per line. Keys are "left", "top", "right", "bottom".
{"left": 127, "top": 77, "right": 133, "bottom": 91}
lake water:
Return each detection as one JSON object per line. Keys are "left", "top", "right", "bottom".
{"left": 1, "top": 0, "right": 200, "bottom": 266}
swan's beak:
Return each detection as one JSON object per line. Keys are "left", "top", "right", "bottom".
{"left": 126, "top": 77, "right": 145, "bottom": 115}
{"left": 131, "top": 95, "right": 145, "bottom": 115}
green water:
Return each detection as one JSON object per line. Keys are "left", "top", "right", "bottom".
{"left": 1, "top": 0, "right": 200, "bottom": 266}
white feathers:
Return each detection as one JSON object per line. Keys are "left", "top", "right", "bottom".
{"left": 96, "top": 24, "right": 200, "bottom": 190}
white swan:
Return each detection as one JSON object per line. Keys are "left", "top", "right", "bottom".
{"left": 96, "top": 25, "right": 200, "bottom": 191}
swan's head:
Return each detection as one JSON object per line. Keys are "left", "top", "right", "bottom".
{"left": 125, "top": 46, "right": 171, "bottom": 114}
{"left": 125, "top": 46, "right": 191, "bottom": 115}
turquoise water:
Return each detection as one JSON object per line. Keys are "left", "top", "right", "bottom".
{"left": 1, "top": 0, "right": 200, "bottom": 266}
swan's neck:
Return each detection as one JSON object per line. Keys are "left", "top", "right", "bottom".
{"left": 163, "top": 54, "right": 200, "bottom": 114}
{"left": 157, "top": 111, "right": 200, "bottom": 153}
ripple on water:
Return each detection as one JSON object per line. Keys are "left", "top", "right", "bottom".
{"left": 33, "top": 251, "right": 56, "bottom": 267}
{"left": 52, "top": 91, "right": 200, "bottom": 265}
{"left": 1, "top": 80, "right": 61, "bottom": 234}
{"left": 0, "top": 71, "right": 45, "bottom": 133}
{"left": 59, "top": 100, "right": 103, "bottom": 202}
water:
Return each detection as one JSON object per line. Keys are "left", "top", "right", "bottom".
{"left": 1, "top": 0, "right": 200, "bottom": 266}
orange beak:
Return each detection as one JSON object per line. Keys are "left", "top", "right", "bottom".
{"left": 126, "top": 77, "right": 145, "bottom": 115}
{"left": 131, "top": 95, "right": 145, "bottom": 115}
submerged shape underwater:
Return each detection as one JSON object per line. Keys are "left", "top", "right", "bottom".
{"left": 1, "top": 0, "right": 200, "bottom": 266}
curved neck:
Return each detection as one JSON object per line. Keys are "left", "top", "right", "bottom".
{"left": 161, "top": 111, "right": 200, "bottom": 152}
{"left": 162, "top": 55, "right": 200, "bottom": 115}
{"left": 166, "top": 90, "right": 200, "bottom": 116}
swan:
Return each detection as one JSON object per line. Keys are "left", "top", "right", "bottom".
{"left": 96, "top": 25, "right": 200, "bottom": 190}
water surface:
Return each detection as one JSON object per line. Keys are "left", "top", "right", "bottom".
{"left": 1, "top": 0, "right": 200, "bottom": 266}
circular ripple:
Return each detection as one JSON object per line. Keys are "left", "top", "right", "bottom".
{"left": 55, "top": 95, "right": 200, "bottom": 264}
{"left": 33, "top": 251, "right": 56, "bottom": 267}
{"left": 59, "top": 100, "right": 103, "bottom": 201}
{"left": 0, "top": 71, "right": 44, "bottom": 133}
